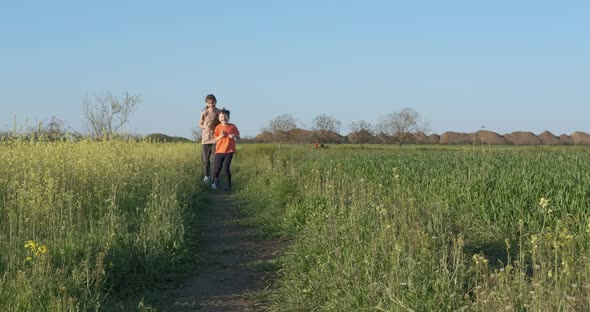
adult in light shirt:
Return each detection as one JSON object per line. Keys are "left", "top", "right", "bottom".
{"left": 199, "top": 94, "right": 221, "bottom": 183}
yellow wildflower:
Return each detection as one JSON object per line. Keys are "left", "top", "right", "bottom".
{"left": 36, "top": 245, "right": 48, "bottom": 256}
{"left": 539, "top": 197, "right": 550, "bottom": 209}
{"left": 24, "top": 240, "right": 36, "bottom": 251}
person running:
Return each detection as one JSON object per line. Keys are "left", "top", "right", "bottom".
{"left": 199, "top": 94, "right": 221, "bottom": 184}
{"left": 211, "top": 108, "right": 240, "bottom": 191}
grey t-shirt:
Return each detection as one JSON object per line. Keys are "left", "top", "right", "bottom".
{"left": 200, "top": 108, "right": 220, "bottom": 144}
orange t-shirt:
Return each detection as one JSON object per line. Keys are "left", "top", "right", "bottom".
{"left": 214, "top": 123, "right": 240, "bottom": 153}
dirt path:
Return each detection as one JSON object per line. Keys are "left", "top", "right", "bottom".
{"left": 169, "top": 193, "right": 281, "bottom": 311}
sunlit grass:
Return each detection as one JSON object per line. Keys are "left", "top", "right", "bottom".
{"left": 0, "top": 139, "right": 203, "bottom": 311}
{"left": 235, "top": 144, "right": 590, "bottom": 311}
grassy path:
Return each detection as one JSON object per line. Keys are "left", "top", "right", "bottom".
{"left": 170, "top": 193, "right": 281, "bottom": 311}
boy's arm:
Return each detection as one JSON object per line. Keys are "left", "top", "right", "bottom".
{"left": 213, "top": 125, "right": 226, "bottom": 142}
{"left": 229, "top": 125, "right": 240, "bottom": 140}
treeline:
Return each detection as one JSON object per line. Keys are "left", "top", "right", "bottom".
{"left": 251, "top": 110, "right": 590, "bottom": 146}
{"left": 0, "top": 128, "right": 191, "bottom": 143}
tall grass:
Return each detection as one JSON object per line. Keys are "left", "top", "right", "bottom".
{"left": 0, "top": 139, "right": 203, "bottom": 311}
{"left": 236, "top": 145, "right": 590, "bottom": 311}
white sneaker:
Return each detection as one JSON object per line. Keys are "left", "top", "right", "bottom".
{"left": 211, "top": 183, "right": 218, "bottom": 190}
{"left": 203, "top": 176, "right": 210, "bottom": 184}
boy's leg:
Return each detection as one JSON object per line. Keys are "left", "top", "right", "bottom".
{"left": 212, "top": 153, "right": 224, "bottom": 189}
{"left": 222, "top": 153, "right": 234, "bottom": 190}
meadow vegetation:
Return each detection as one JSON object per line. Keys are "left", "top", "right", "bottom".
{"left": 3, "top": 139, "right": 590, "bottom": 311}
{"left": 235, "top": 144, "right": 590, "bottom": 311}
{"left": 0, "top": 138, "right": 202, "bottom": 311}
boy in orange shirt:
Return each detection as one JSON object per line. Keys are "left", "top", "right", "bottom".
{"left": 212, "top": 108, "right": 240, "bottom": 191}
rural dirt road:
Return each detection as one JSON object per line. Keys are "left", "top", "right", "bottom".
{"left": 170, "top": 193, "right": 281, "bottom": 311}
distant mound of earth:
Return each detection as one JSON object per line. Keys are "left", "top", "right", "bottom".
{"left": 376, "top": 133, "right": 394, "bottom": 144}
{"left": 474, "top": 130, "right": 508, "bottom": 145}
{"left": 347, "top": 130, "right": 380, "bottom": 144}
{"left": 428, "top": 134, "right": 440, "bottom": 144}
{"left": 248, "top": 127, "right": 590, "bottom": 146}
{"left": 504, "top": 131, "right": 543, "bottom": 145}
{"left": 559, "top": 134, "right": 573, "bottom": 145}
{"left": 145, "top": 133, "right": 191, "bottom": 143}
{"left": 411, "top": 132, "right": 440, "bottom": 144}
{"left": 439, "top": 131, "right": 472, "bottom": 144}
{"left": 538, "top": 131, "right": 562, "bottom": 145}
{"left": 289, "top": 128, "right": 315, "bottom": 143}
{"left": 253, "top": 130, "right": 273, "bottom": 143}
{"left": 571, "top": 131, "right": 590, "bottom": 145}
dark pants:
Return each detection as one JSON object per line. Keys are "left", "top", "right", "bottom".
{"left": 201, "top": 143, "right": 215, "bottom": 177}
{"left": 213, "top": 153, "right": 234, "bottom": 189}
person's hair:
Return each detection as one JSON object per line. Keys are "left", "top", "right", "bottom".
{"left": 205, "top": 94, "right": 217, "bottom": 104}
{"left": 220, "top": 108, "right": 230, "bottom": 119}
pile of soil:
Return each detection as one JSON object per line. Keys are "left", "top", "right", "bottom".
{"left": 376, "top": 133, "right": 394, "bottom": 144}
{"left": 428, "top": 134, "right": 441, "bottom": 144}
{"left": 571, "top": 131, "right": 590, "bottom": 145}
{"left": 411, "top": 132, "right": 440, "bottom": 144}
{"left": 346, "top": 130, "right": 379, "bottom": 144}
{"left": 559, "top": 134, "right": 573, "bottom": 145}
{"left": 251, "top": 127, "right": 590, "bottom": 146}
{"left": 504, "top": 131, "right": 543, "bottom": 145}
{"left": 538, "top": 131, "right": 562, "bottom": 145}
{"left": 439, "top": 131, "right": 472, "bottom": 144}
{"left": 253, "top": 131, "right": 274, "bottom": 143}
{"left": 289, "top": 128, "right": 315, "bottom": 143}
{"left": 474, "top": 130, "right": 508, "bottom": 145}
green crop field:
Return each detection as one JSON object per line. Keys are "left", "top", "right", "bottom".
{"left": 235, "top": 144, "right": 590, "bottom": 311}
{"left": 2, "top": 141, "right": 590, "bottom": 311}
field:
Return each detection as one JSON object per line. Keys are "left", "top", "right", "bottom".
{"left": 0, "top": 139, "right": 203, "bottom": 310}
{"left": 235, "top": 144, "right": 590, "bottom": 311}
{"left": 2, "top": 141, "right": 590, "bottom": 311}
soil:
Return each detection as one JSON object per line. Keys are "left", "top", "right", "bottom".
{"left": 168, "top": 193, "right": 282, "bottom": 311}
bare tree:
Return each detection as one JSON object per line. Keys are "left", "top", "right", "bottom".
{"left": 83, "top": 91, "right": 141, "bottom": 138}
{"left": 43, "top": 116, "right": 67, "bottom": 141}
{"left": 265, "top": 113, "right": 297, "bottom": 147}
{"left": 378, "top": 108, "right": 428, "bottom": 148}
{"left": 25, "top": 116, "right": 69, "bottom": 141}
{"left": 191, "top": 127, "right": 202, "bottom": 142}
{"left": 348, "top": 120, "right": 374, "bottom": 148}
{"left": 312, "top": 114, "right": 341, "bottom": 145}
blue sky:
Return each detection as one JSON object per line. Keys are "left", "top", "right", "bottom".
{"left": 1, "top": 0, "right": 588, "bottom": 138}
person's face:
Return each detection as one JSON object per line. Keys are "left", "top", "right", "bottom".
{"left": 206, "top": 99, "right": 216, "bottom": 109}
{"left": 219, "top": 113, "right": 229, "bottom": 124}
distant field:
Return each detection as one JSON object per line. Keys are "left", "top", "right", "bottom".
{"left": 235, "top": 144, "right": 590, "bottom": 311}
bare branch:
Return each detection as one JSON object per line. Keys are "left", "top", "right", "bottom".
{"left": 266, "top": 114, "right": 298, "bottom": 146}
{"left": 349, "top": 120, "right": 374, "bottom": 148}
{"left": 83, "top": 91, "right": 141, "bottom": 138}
{"left": 312, "top": 114, "right": 341, "bottom": 144}
{"left": 378, "top": 108, "right": 427, "bottom": 148}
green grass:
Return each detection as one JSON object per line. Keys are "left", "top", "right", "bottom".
{"left": 0, "top": 140, "right": 204, "bottom": 311}
{"left": 4, "top": 140, "right": 590, "bottom": 310}
{"left": 235, "top": 144, "right": 590, "bottom": 311}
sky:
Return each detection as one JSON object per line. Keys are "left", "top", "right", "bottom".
{"left": 1, "top": 0, "right": 589, "bottom": 138}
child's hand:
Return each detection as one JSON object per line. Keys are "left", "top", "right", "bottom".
{"left": 228, "top": 133, "right": 235, "bottom": 139}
